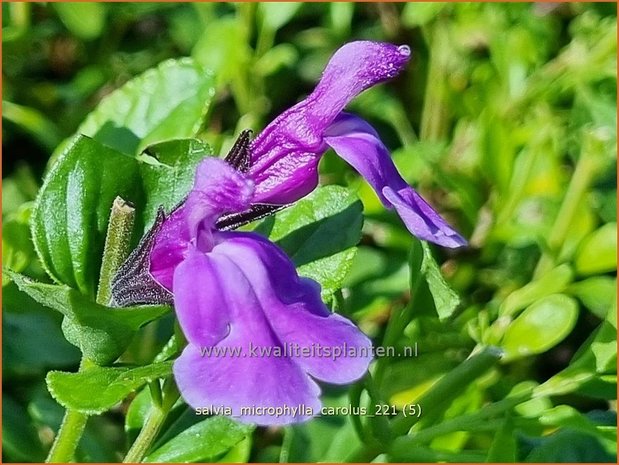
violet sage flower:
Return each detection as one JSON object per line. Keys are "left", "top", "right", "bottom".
{"left": 226, "top": 41, "right": 466, "bottom": 248}
{"left": 146, "top": 157, "right": 372, "bottom": 425}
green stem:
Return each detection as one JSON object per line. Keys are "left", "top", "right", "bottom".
{"left": 396, "top": 390, "right": 531, "bottom": 444}
{"left": 123, "top": 406, "right": 167, "bottom": 463}
{"left": 123, "top": 380, "right": 179, "bottom": 462}
{"left": 46, "top": 407, "right": 89, "bottom": 463}
{"left": 392, "top": 346, "right": 502, "bottom": 436}
{"left": 420, "top": 21, "right": 451, "bottom": 142}
{"left": 374, "top": 241, "right": 423, "bottom": 385}
{"left": 348, "top": 381, "right": 367, "bottom": 442}
{"left": 47, "top": 197, "right": 136, "bottom": 462}
{"left": 534, "top": 130, "right": 607, "bottom": 277}
{"left": 278, "top": 427, "right": 294, "bottom": 463}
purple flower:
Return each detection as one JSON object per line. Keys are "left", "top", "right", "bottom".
{"left": 243, "top": 41, "right": 466, "bottom": 248}
{"left": 148, "top": 157, "right": 372, "bottom": 425}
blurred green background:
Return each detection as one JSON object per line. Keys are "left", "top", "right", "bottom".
{"left": 2, "top": 2, "right": 617, "bottom": 462}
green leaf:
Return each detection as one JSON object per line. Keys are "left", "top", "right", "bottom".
{"left": 259, "top": 3, "right": 302, "bottom": 31}
{"left": 53, "top": 3, "right": 106, "bottom": 40}
{"left": 575, "top": 222, "right": 617, "bottom": 275}
{"left": 2, "top": 203, "right": 36, "bottom": 283}
{"left": 2, "top": 100, "right": 63, "bottom": 152}
{"left": 77, "top": 58, "right": 215, "bottom": 155}
{"left": 526, "top": 432, "right": 616, "bottom": 462}
{"left": 411, "top": 240, "right": 461, "bottom": 321}
{"left": 46, "top": 362, "right": 173, "bottom": 414}
{"left": 125, "top": 388, "right": 152, "bottom": 442}
{"left": 501, "top": 264, "right": 573, "bottom": 316}
{"left": 591, "top": 336, "right": 617, "bottom": 374}
{"left": 255, "top": 44, "right": 298, "bottom": 77}
{"left": 502, "top": 294, "right": 579, "bottom": 361}
{"left": 535, "top": 322, "right": 612, "bottom": 398}
{"left": 32, "top": 135, "right": 144, "bottom": 297}
{"left": 329, "top": 3, "right": 354, "bottom": 35}
{"left": 402, "top": 2, "right": 447, "bottom": 27}
{"left": 33, "top": 135, "right": 214, "bottom": 295}
{"left": 286, "top": 393, "right": 363, "bottom": 462}
{"left": 590, "top": 295, "right": 617, "bottom": 373}
{"left": 217, "top": 436, "right": 253, "bottom": 463}
{"left": 6, "top": 270, "right": 169, "bottom": 364}
{"left": 256, "top": 186, "right": 363, "bottom": 300}
{"left": 192, "top": 18, "right": 251, "bottom": 90}
{"left": 139, "top": 138, "right": 211, "bottom": 230}
{"left": 540, "top": 405, "right": 617, "bottom": 442}
{"left": 569, "top": 276, "right": 616, "bottom": 319}
{"left": 2, "top": 308, "right": 80, "bottom": 376}
{"left": 144, "top": 417, "right": 253, "bottom": 463}
{"left": 2, "top": 281, "right": 81, "bottom": 377}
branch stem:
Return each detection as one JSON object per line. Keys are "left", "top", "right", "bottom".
{"left": 123, "top": 406, "right": 167, "bottom": 463}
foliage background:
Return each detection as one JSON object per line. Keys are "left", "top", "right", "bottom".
{"left": 2, "top": 2, "right": 617, "bottom": 463}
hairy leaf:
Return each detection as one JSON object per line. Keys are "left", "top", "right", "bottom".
{"left": 47, "top": 362, "right": 173, "bottom": 414}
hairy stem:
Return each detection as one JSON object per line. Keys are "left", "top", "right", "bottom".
{"left": 123, "top": 380, "right": 179, "bottom": 462}
{"left": 45, "top": 402, "right": 89, "bottom": 462}
{"left": 123, "top": 406, "right": 167, "bottom": 463}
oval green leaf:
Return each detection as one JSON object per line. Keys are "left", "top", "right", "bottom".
{"left": 575, "top": 222, "right": 617, "bottom": 276}
{"left": 144, "top": 416, "right": 253, "bottom": 463}
{"left": 139, "top": 138, "right": 211, "bottom": 230}
{"left": 502, "top": 294, "right": 579, "bottom": 361}
{"left": 53, "top": 3, "right": 106, "bottom": 40}
{"left": 77, "top": 58, "right": 215, "bottom": 155}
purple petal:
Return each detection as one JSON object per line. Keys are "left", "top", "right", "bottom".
{"left": 172, "top": 231, "right": 372, "bottom": 425}
{"left": 174, "top": 345, "right": 320, "bottom": 426}
{"left": 383, "top": 187, "right": 468, "bottom": 248}
{"left": 248, "top": 41, "right": 411, "bottom": 204}
{"left": 324, "top": 113, "right": 467, "bottom": 248}
{"left": 185, "top": 158, "right": 255, "bottom": 237}
{"left": 215, "top": 232, "right": 373, "bottom": 384}
{"left": 171, "top": 248, "right": 231, "bottom": 346}
{"left": 172, "top": 243, "right": 321, "bottom": 425}
{"left": 149, "top": 205, "right": 190, "bottom": 290}
{"left": 150, "top": 158, "right": 255, "bottom": 289}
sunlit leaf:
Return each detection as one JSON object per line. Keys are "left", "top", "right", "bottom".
{"left": 144, "top": 416, "right": 253, "bottom": 463}
{"left": 502, "top": 294, "right": 579, "bottom": 361}
{"left": 47, "top": 362, "right": 173, "bottom": 414}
